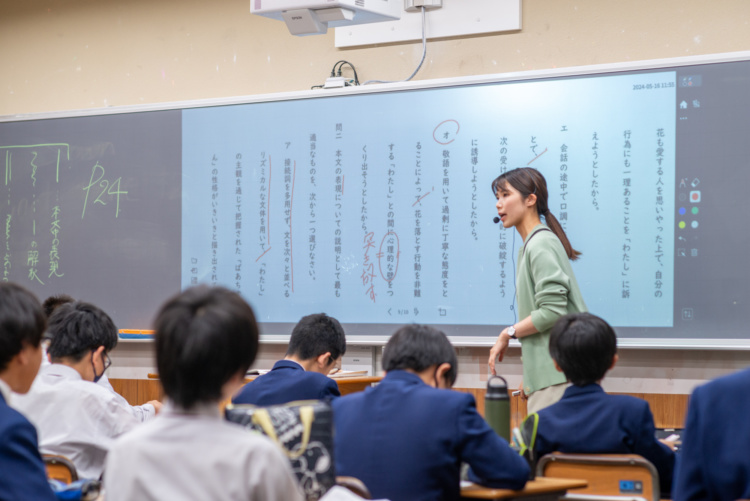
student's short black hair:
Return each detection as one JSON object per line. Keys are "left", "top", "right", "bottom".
{"left": 155, "top": 285, "right": 259, "bottom": 409}
{"left": 382, "top": 324, "right": 458, "bottom": 386}
{"left": 285, "top": 313, "right": 346, "bottom": 361}
{"left": 548, "top": 312, "right": 617, "bottom": 386}
{"left": 0, "top": 283, "right": 46, "bottom": 372}
{"left": 42, "top": 294, "right": 75, "bottom": 319}
{"left": 47, "top": 302, "right": 118, "bottom": 363}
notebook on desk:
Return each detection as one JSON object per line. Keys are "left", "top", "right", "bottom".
{"left": 655, "top": 428, "right": 682, "bottom": 451}
{"left": 328, "top": 370, "right": 369, "bottom": 379}
{"left": 245, "top": 369, "right": 369, "bottom": 378}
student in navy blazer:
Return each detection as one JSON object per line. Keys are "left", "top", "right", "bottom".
{"left": 673, "top": 366, "right": 750, "bottom": 501}
{"left": 333, "top": 324, "right": 529, "bottom": 501}
{"left": 0, "top": 283, "right": 56, "bottom": 501}
{"left": 233, "top": 313, "right": 345, "bottom": 406}
{"left": 532, "top": 313, "right": 675, "bottom": 497}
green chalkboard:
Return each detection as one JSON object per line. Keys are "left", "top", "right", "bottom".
{"left": 0, "top": 111, "right": 182, "bottom": 329}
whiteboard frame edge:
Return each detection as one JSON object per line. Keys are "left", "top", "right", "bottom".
{"left": 4, "top": 50, "right": 750, "bottom": 123}
{"left": 10, "top": 50, "right": 750, "bottom": 351}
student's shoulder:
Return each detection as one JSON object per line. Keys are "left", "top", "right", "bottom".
{"left": 596, "top": 393, "right": 655, "bottom": 424}
{"left": 690, "top": 367, "right": 750, "bottom": 411}
{"left": 332, "top": 389, "right": 365, "bottom": 409}
{"left": 0, "top": 402, "right": 36, "bottom": 438}
{"left": 602, "top": 392, "right": 650, "bottom": 410}
{"left": 256, "top": 364, "right": 331, "bottom": 384}
{"left": 0, "top": 398, "right": 25, "bottom": 422}
{"left": 443, "top": 387, "right": 475, "bottom": 404}
{"left": 303, "top": 370, "right": 336, "bottom": 384}
{"left": 603, "top": 391, "right": 648, "bottom": 404}
{"left": 703, "top": 366, "right": 750, "bottom": 393}
{"left": 334, "top": 381, "right": 442, "bottom": 411}
{"left": 543, "top": 388, "right": 647, "bottom": 412}
{"left": 73, "top": 378, "right": 125, "bottom": 403}
{"left": 294, "top": 371, "right": 338, "bottom": 396}
{"left": 416, "top": 385, "right": 476, "bottom": 411}
{"left": 72, "top": 380, "right": 137, "bottom": 416}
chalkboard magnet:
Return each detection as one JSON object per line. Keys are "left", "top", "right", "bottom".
{"left": 118, "top": 329, "right": 155, "bottom": 340}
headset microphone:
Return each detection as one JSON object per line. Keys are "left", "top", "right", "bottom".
{"left": 493, "top": 216, "right": 501, "bottom": 224}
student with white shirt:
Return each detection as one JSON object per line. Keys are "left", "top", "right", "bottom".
{"left": 104, "top": 285, "right": 304, "bottom": 501}
{"left": 13, "top": 301, "right": 141, "bottom": 480}
{"left": 40, "top": 293, "right": 161, "bottom": 422}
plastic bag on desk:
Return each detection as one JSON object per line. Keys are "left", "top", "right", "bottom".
{"left": 49, "top": 479, "right": 101, "bottom": 501}
{"left": 512, "top": 412, "right": 539, "bottom": 480}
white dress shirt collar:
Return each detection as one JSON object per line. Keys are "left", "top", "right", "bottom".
{"left": 42, "top": 363, "right": 84, "bottom": 381}
{"left": 162, "top": 400, "right": 221, "bottom": 419}
{"left": 0, "top": 377, "right": 11, "bottom": 404}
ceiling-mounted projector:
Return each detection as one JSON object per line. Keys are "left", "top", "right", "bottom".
{"left": 251, "top": 0, "right": 401, "bottom": 36}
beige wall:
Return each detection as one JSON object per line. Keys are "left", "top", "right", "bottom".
{"left": 4, "top": 0, "right": 750, "bottom": 392}
{"left": 2, "top": 0, "right": 750, "bottom": 115}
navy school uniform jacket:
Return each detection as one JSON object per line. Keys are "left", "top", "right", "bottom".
{"left": 534, "top": 384, "right": 675, "bottom": 495}
{"left": 232, "top": 359, "right": 340, "bottom": 406}
{"left": 332, "top": 370, "right": 529, "bottom": 501}
{"left": 0, "top": 392, "right": 56, "bottom": 501}
{"left": 673, "top": 367, "right": 750, "bottom": 501}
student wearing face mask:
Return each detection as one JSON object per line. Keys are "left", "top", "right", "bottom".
{"left": 13, "top": 301, "right": 141, "bottom": 480}
{"left": 332, "top": 324, "right": 529, "bottom": 501}
{"left": 488, "top": 167, "right": 587, "bottom": 414}
{"left": 40, "top": 293, "right": 161, "bottom": 422}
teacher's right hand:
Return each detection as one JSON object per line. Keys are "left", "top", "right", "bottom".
{"left": 488, "top": 330, "right": 511, "bottom": 375}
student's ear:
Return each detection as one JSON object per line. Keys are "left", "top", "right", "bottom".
{"left": 16, "top": 345, "right": 31, "bottom": 366}
{"left": 16, "top": 342, "right": 40, "bottom": 367}
{"left": 525, "top": 193, "right": 537, "bottom": 208}
{"left": 315, "top": 352, "right": 333, "bottom": 370}
{"left": 609, "top": 353, "right": 619, "bottom": 371}
{"left": 435, "top": 362, "right": 452, "bottom": 389}
{"left": 94, "top": 345, "right": 106, "bottom": 360}
{"left": 12, "top": 343, "right": 43, "bottom": 394}
{"left": 552, "top": 359, "right": 564, "bottom": 373}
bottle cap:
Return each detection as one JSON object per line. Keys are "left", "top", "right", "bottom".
{"left": 486, "top": 375, "right": 509, "bottom": 400}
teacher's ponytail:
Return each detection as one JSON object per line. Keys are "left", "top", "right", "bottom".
{"left": 538, "top": 208, "right": 581, "bottom": 261}
{"left": 491, "top": 167, "right": 582, "bottom": 261}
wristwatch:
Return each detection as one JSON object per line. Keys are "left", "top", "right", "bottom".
{"left": 507, "top": 325, "right": 517, "bottom": 340}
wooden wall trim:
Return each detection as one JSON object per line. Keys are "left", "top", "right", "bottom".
{"left": 110, "top": 378, "right": 163, "bottom": 407}
{"left": 454, "top": 388, "right": 687, "bottom": 430}
{"left": 109, "top": 379, "right": 688, "bottom": 429}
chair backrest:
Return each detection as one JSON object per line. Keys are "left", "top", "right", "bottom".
{"left": 226, "top": 400, "right": 335, "bottom": 501}
{"left": 335, "top": 476, "right": 372, "bottom": 499}
{"left": 43, "top": 454, "right": 78, "bottom": 484}
{"left": 536, "top": 453, "right": 659, "bottom": 501}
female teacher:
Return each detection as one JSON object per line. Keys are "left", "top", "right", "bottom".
{"left": 488, "top": 167, "right": 587, "bottom": 414}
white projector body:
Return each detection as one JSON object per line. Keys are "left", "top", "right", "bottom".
{"left": 251, "top": 0, "right": 401, "bottom": 35}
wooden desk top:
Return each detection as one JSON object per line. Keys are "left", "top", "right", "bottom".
{"left": 147, "top": 373, "right": 382, "bottom": 385}
{"left": 461, "top": 477, "right": 588, "bottom": 500}
{"left": 329, "top": 376, "right": 383, "bottom": 384}
{"left": 147, "top": 373, "right": 382, "bottom": 396}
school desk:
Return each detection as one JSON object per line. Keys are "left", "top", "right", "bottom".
{"left": 461, "top": 477, "right": 588, "bottom": 501}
